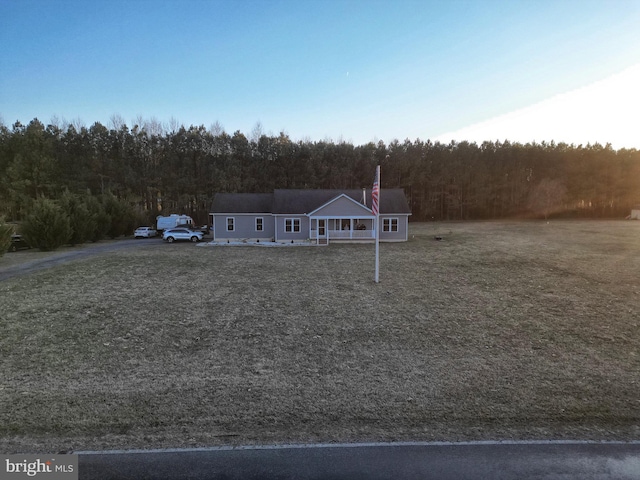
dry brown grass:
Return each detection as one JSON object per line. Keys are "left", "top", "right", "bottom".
{"left": 1, "top": 220, "right": 639, "bottom": 453}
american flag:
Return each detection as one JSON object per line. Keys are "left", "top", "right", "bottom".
{"left": 371, "top": 165, "right": 380, "bottom": 216}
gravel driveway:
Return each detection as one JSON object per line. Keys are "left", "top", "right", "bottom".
{"left": 0, "top": 238, "right": 161, "bottom": 282}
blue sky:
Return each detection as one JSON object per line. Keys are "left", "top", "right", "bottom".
{"left": 2, "top": 0, "right": 640, "bottom": 147}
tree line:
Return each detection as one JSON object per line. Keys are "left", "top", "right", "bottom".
{"left": 2, "top": 118, "right": 640, "bottom": 226}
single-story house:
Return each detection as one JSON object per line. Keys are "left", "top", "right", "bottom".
{"left": 210, "top": 189, "right": 411, "bottom": 244}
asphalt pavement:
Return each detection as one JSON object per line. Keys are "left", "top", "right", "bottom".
{"left": 78, "top": 441, "right": 640, "bottom": 480}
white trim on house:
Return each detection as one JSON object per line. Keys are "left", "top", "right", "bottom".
{"left": 306, "top": 195, "right": 377, "bottom": 243}
{"left": 308, "top": 216, "right": 376, "bottom": 242}
{"left": 307, "top": 193, "right": 373, "bottom": 216}
{"left": 211, "top": 189, "right": 411, "bottom": 243}
{"left": 285, "top": 218, "right": 301, "bottom": 233}
{"left": 383, "top": 217, "right": 399, "bottom": 232}
{"left": 272, "top": 215, "right": 304, "bottom": 242}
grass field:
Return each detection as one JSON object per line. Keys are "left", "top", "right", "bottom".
{"left": 1, "top": 221, "right": 639, "bottom": 453}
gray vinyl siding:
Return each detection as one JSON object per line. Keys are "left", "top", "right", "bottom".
{"left": 379, "top": 215, "right": 409, "bottom": 241}
{"left": 213, "top": 214, "right": 274, "bottom": 240}
{"left": 210, "top": 189, "right": 411, "bottom": 243}
{"left": 275, "top": 216, "right": 309, "bottom": 241}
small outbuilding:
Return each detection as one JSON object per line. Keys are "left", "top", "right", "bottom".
{"left": 210, "top": 189, "right": 411, "bottom": 244}
{"left": 631, "top": 206, "right": 640, "bottom": 220}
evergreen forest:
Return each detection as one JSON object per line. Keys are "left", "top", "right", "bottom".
{"left": 2, "top": 118, "right": 640, "bottom": 225}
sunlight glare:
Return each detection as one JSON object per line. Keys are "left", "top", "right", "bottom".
{"left": 436, "top": 64, "right": 640, "bottom": 149}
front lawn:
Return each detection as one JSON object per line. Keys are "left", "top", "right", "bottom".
{"left": 1, "top": 220, "right": 638, "bottom": 452}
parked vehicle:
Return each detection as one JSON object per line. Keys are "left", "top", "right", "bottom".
{"left": 162, "top": 228, "right": 203, "bottom": 243}
{"left": 134, "top": 226, "right": 158, "bottom": 238}
{"left": 9, "top": 234, "right": 30, "bottom": 252}
{"left": 156, "top": 214, "right": 194, "bottom": 234}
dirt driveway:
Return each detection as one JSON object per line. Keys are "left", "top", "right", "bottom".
{"left": 0, "top": 238, "right": 163, "bottom": 282}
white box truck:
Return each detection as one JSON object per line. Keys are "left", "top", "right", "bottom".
{"left": 156, "top": 214, "right": 194, "bottom": 234}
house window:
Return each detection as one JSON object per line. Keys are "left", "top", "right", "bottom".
{"left": 285, "top": 218, "right": 300, "bottom": 233}
{"left": 226, "top": 217, "right": 235, "bottom": 232}
{"left": 383, "top": 218, "right": 398, "bottom": 232}
{"left": 256, "top": 217, "right": 263, "bottom": 232}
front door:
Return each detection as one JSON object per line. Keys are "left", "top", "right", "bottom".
{"left": 317, "top": 219, "right": 328, "bottom": 245}
{"left": 318, "top": 219, "right": 326, "bottom": 237}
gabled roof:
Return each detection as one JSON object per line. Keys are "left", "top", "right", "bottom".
{"left": 211, "top": 189, "right": 411, "bottom": 215}
{"left": 211, "top": 193, "right": 273, "bottom": 213}
{"left": 272, "top": 189, "right": 410, "bottom": 215}
{"left": 372, "top": 189, "right": 412, "bottom": 215}
{"left": 272, "top": 190, "right": 359, "bottom": 214}
{"left": 307, "top": 193, "right": 374, "bottom": 216}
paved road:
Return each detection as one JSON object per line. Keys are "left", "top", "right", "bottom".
{"left": 78, "top": 441, "right": 640, "bottom": 480}
{"left": 0, "top": 238, "right": 162, "bottom": 282}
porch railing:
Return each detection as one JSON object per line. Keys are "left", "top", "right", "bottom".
{"left": 311, "top": 229, "right": 375, "bottom": 240}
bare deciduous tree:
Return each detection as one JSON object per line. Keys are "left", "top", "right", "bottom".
{"left": 109, "top": 113, "right": 126, "bottom": 131}
{"left": 209, "top": 120, "right": 224, "bottom": 136}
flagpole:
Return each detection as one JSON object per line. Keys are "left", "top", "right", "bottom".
{"left": 374, "top": 165, "right": 380, "bottom": 283}
{"left": 374, "top": 213, "right": 380, "bottom": 283}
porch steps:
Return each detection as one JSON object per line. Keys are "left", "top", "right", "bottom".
{"left": 317, "top": 237, "right": 329, "bottom": 246}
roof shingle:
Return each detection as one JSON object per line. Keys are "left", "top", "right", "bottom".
{"left": 211, "top": 193, "right": 273, "bottom": 213}
{"left": 211, "top": 189, "right": 410, "bottom": 215}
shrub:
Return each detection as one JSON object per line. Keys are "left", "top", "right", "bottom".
{"left": 84, "top": 195, "right": 110, "bottom": 242}
{"left": 21, "top": 198, "right": 72, "bottom": 251}
{"left": 101, "top": 193, "right": 135, "bottom": 238}
{"left": 59, "top": 191, "right": 96, "bottom": 245}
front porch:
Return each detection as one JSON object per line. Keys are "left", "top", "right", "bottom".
{"left": 310, "top": 218, "right": 375, "bottom": 243}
